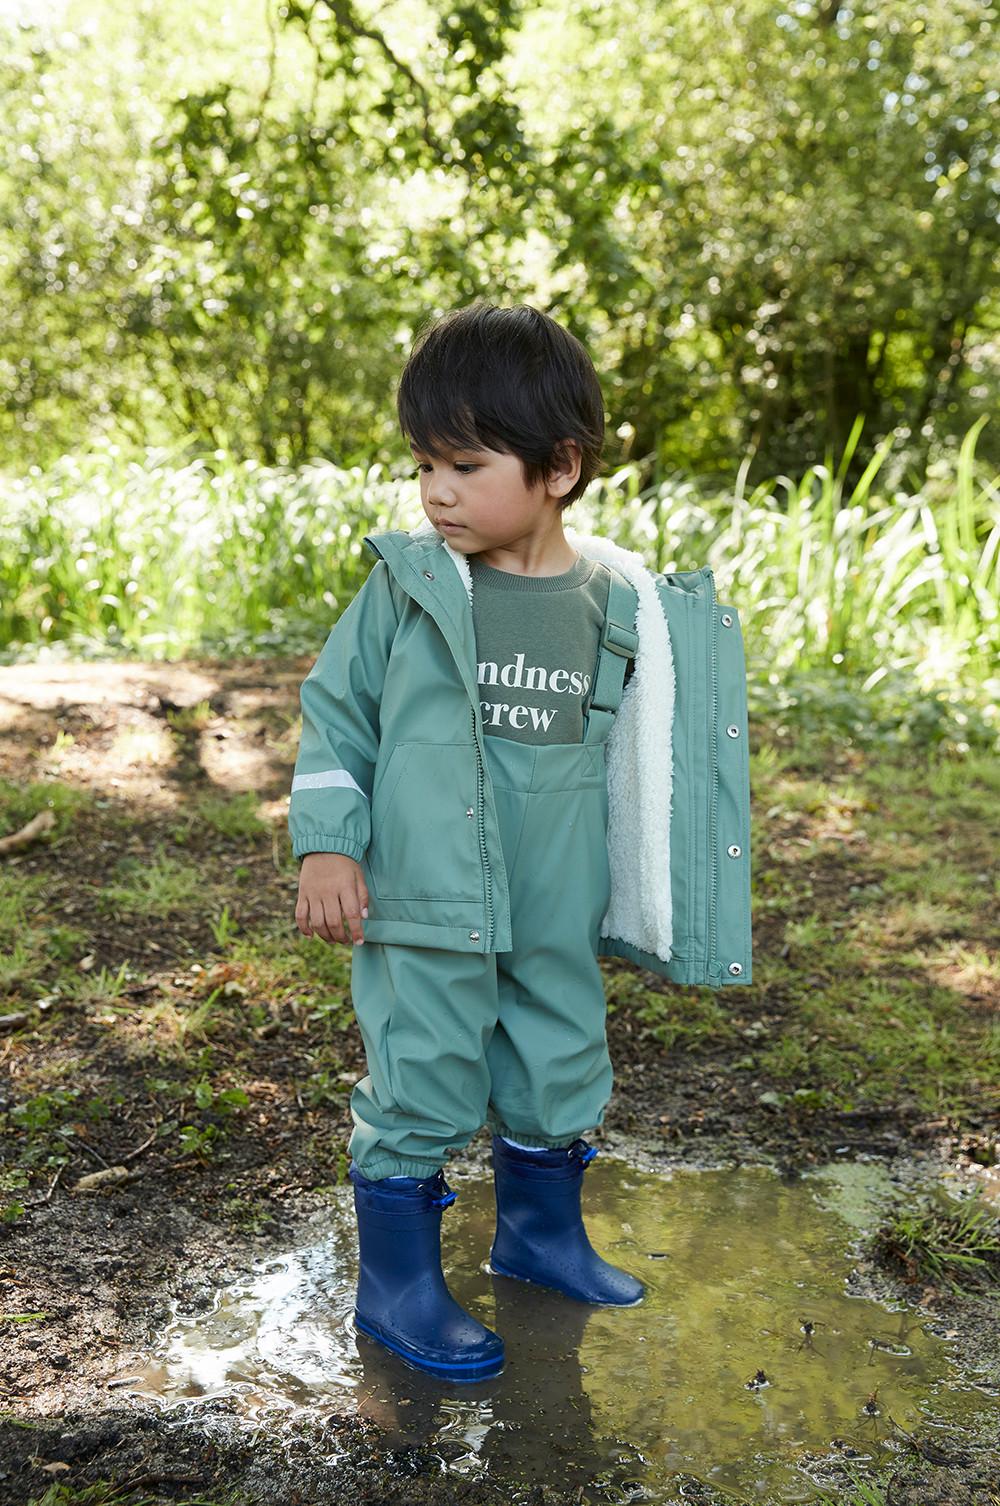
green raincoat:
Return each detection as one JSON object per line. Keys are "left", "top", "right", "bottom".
{"left": 289, "top": 517, "right": 753, "bottom": 990}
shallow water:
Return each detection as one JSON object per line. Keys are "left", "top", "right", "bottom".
{"left": 132, "top": 1159, "right": 997, "bottom": 1503}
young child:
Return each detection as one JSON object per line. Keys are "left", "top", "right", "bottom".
{"left": 288, "top": 301, "right": 752, "bottom": 1384}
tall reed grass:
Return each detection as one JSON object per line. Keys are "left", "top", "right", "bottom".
{"left": 2, "top": 417, "right": 997, "bottom": 747}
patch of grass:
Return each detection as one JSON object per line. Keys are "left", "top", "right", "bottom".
{"left": 94, "top": 846, "right": 214, "bottom": 920}
{"left": 870, "top": 1182, "right": 1000, "bottom": 1293}
{"left": 750, "top": 973, "right": 1000, "bottom": 1117}
{"left": 222, "top": 930, "right": 357, "bottom": 1034}
{"left": 0, "top": 933, "right": 41, "bottom": 997}
{"left": 725, "top": 739, "right": 1000, "bottom": 1121}
{"left": 59, "top": 960, "right": 142, "bottom": 1012}
{"left": 45, "top": 923, "right": 90, "bottom": 963}
{"left": 810, "top": 1467, "right": 889, "bottom": 1506}
{"left": 1, "top": 1086, "right": 121, "bottom": 1167}
{"left": 0, "top": 777, "right": 91, "bottom": 848}
{"left": 604, "top": 969, "right": 739, "bottom": 1051}
{"left": 170, "top": 790, "right": 270, "bottom": 844}
{"left": 752, "top": 664, "right": 997, "bottom": 765}
{"left": 220, "top": 1187, "right": 279, "bottom": 1236}
{"left": 165, "top": 699, "right": 215, "bottom": 733}
{"left": 25, "top": 1482, "right": 248, "bottom": 1506}
{"left": 0, "top": 867, "right": 50, "bottom": 987}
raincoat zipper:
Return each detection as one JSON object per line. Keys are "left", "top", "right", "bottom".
{"left": 471, "top": 703, "right": 495, "bottom": 949}
{"left": 706, "top": 568, "right": 719, "bottom": 976}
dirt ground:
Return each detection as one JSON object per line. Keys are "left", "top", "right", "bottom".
{"left": 0, "top": 659, "right": 997, "bottom": 1506}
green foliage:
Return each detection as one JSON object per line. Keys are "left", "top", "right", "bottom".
{"left": 171, "top": 1077, "right": 250, "bottom": 1162}
{"left": 604, "top": 968, "right": 738, "bottom": 1051}
{"left": 870, "top": 1183, "right": 1000, "bottom": 1292}
{"left": 190, "top": 795, "right": 269, "bottom": 843}
{"left": 0, "top": 1163, "right": 30, "bottom": 1226}
{"left": 0, "top": 445, "right": 408, "bottom": 660}
{"left": 811, "top": 1468, "right": 890, "bottom": 1506}
{"left": 0, "top": 779, "right": 90, "bottom": 850}
{"left": 208, "top": 904, "right": 240, "bottom": 947}
{"left": 1, "top": 1087, "right": 123, "bottom": 1182}
{"left": 94, "top": 847, "right": 217, "bottom": 920}
{"left": 297, "top": 1068, "right": 353, "bottom": 1110}
{"left": 3, "top": 429, "right": 996, "bottom": 763}
{"left": 24, "top": 1481, "right": 246, "bottom": 1506}
{"left": 0, "top": 0, "right": 994, "bottom": 482}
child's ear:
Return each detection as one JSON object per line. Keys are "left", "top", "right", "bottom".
{"left": 548, "top": 438, "right": 581, "bottom": 495}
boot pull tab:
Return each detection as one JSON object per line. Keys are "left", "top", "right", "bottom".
{"left": 429, "top": 1172, "right": 458, "bottom": 1209}
{"left": 568, "top": 1139, "right": 599, "bottom": 1167}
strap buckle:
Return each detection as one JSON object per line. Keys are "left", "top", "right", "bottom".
{"left": 429, "top": 1172, "right": 458, "bottom": 1209}
{"left": 568, "top": 1138, "right": 599, "bottom": 1167}
{"left": 602, "top": 618, "right": 639, "bottom": 658}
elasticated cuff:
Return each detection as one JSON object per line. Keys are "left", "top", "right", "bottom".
{"left": 486, "top": 1114, "right": 586, "bottom": 1149}
{"left": 293, "top": 833, "right": 367, "bottom": 862}
{"left": 352, "top": 1153, "right": 446, "bottom": 1181}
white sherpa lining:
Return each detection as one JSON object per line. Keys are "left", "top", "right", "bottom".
{"left": 407, "top": 517, "right": 675, "bottom": 963}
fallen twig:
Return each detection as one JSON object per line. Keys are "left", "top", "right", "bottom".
{"left": 115, "top": 1471, "right": 206, "bottom": 1492}
{"left": 22, "top": 1166, "right": 65, "bottom": 1208}
{"left": 74, "top": 1138, "right": 111, "bottom": 1170}
{"left": 121, "top": 1126, "right": 160, "bottom": 1163}
{"left": 0, "top": 810, "right": 56, "bottom": 854}
{"left": 73, "top": 1166, "right": 131, "bottom": 1192}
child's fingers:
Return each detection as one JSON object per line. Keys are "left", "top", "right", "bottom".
{"left": 312, "top": 894, "right": 338, "bottom": 945}
{"left": 294, "top": 893, "right": 313, "bottom": 937}
{"left": 295, "top": 881, "right": 365, "bottom": 946}
{"left": 340, "top": 885, "right": 366, "bottom": 946}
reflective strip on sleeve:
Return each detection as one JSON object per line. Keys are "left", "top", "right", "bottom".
{"left": 290, "top": 768, "right": 369, "bottom": 799}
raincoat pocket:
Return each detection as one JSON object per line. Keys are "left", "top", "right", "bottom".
{"left": 368, "top": 740, "right": 483, "bottom": 903}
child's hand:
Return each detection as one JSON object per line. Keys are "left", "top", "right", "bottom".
{"left": 295, "top": 852, "right": 370, "bottom": 947}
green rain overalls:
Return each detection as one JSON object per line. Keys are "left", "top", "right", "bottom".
{"left": 347, "top": 565, "right": 638, "bottom": 1181}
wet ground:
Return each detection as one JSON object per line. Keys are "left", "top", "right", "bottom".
{"left": 130, "top": 1157, "right": 998, "bottom": 1503}
{"left": 1, "top": 658, "right": 998, "bottom": 1505}
{"left": 3, "top": 1133, "right": 997, "bottom": 1506}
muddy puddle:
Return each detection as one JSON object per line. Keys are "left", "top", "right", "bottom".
{"left": 128, "top": 1158, "right": 997, "bottom": 1503}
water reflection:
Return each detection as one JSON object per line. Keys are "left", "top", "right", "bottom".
{"left": 132, "top": 1159, "right": 996, "bottom": 1503}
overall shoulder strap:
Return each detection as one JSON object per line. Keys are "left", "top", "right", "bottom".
{"left": 583, "top": 564, "right": 640, "bottom": 745}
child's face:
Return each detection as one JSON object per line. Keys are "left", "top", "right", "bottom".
{"left": 411, "top": 440, "right": 576, "bottom": 556}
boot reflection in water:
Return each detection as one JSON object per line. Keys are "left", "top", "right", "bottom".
{"left": 481, "top": 1275, "right": 603, "bottom": 1490}
{"left": 489, "top": 1135, "right": 646, "bottom": 1305}
{"left": 352, "top": 1250, "right": 602, "bottom": 1493}
{"left": 349, "top": 1164, "right": 505, "bottom": 1382}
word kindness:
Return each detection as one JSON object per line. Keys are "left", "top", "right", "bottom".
{"left": 477, "top": 653, "right": 591, "bottom": 733}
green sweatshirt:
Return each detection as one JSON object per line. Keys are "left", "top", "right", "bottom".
{"left": 469, "top": 552, "right": 634, "bottom": 745}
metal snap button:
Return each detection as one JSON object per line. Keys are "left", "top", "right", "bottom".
{"left": 721, "top": 612, "right": 733, "bottom": 627}
{"left": 466, "top": 807, "right": 475, "bottom": 818}
{"left": 726, "top": 724, "right": 740, "bottom": 738}
{"left": 727, "top": 844, "right": 742, "bottom": 858}
{"left": 469, "top": 930, "right": 480, "bottom": 942}
{"left": 423, "top": 570, "right": 435, "bottom": 579}
{"left": 727, "top": 962, "right": 743, "bottom": 976}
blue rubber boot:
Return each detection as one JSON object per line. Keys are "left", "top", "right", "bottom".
{"left": 349, "top": 1164, "right": 505, "bottom": 1382}
{"left": 489, "top": 1136, "right": 645, "bottom": 1306}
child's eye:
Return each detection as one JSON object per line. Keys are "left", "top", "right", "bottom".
{"left": 413, "top": 462, "right": 477, "bottom": 475}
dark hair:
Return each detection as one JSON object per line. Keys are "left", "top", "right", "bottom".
{"left": 396, "top": 300, "right": 605, "bottom": 510}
